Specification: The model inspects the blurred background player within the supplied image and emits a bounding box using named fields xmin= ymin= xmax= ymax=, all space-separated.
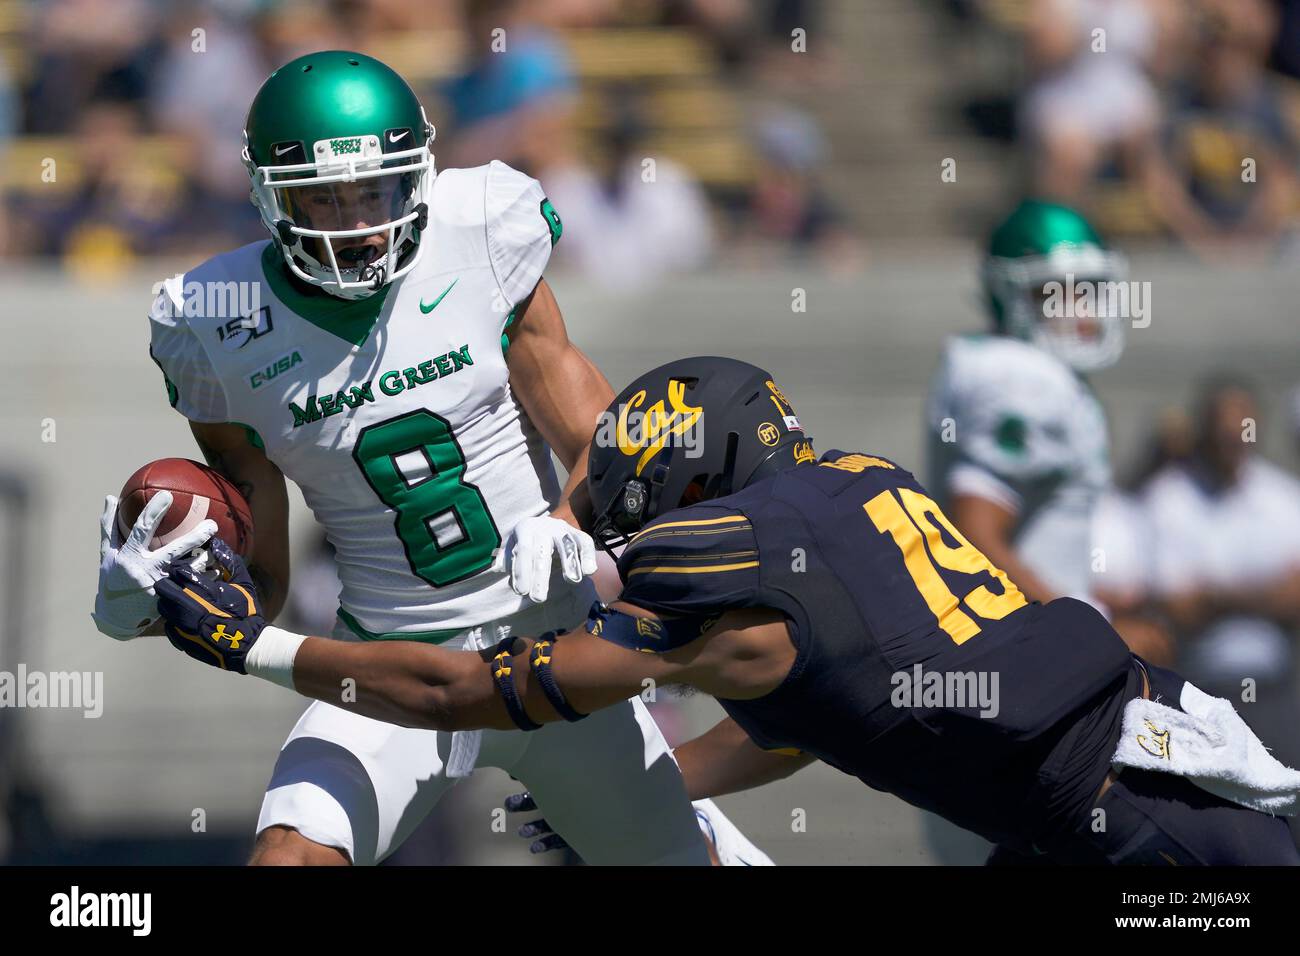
xmin=927 ymin=200 xmax=1123 ymax=610
xmin=923 ymin=199 xmax=1166 ymax=861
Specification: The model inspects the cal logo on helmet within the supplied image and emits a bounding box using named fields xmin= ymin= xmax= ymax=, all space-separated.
xmin=614 ymin=379 xmax=703 ymax=476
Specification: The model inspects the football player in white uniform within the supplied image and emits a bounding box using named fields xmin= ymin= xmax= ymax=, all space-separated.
xmin=926 ymin=200 xmax=1125 ymax=607
xmin=923 ymin=201 xmax=1129 ymax=863
xmin=91 ymin=51 xmax=766 ymax=866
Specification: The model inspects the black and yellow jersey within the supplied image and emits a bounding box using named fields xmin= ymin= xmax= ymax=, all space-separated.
xmin=616 ymin=449 xmax=1137 ymax=850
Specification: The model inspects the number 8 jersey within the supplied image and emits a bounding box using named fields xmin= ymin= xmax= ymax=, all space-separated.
xmin=148 ymin=161 xmax=578 ymax=640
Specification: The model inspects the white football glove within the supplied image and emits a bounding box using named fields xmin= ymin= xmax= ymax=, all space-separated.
xmin=92 ymin=490 xmax=218 ymax=640
xmin=491 ymin=515 xmax=598 ymax=604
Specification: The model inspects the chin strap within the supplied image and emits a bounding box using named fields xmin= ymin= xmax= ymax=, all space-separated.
xmin=274 ymin=219 xmax=298 ymax=247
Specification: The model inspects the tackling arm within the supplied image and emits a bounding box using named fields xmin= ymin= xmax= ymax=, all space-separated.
xmin=286 ymin=603 xmax=793 ymax=730
xmin=213 ymin=602 xmax=788 ymax=738
xmin=289 ymin=604 xmax=694 ymax=732
xmin=156 ymin=538 xmax=798 ymax=734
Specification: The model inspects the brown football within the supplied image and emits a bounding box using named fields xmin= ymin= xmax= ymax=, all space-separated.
xmin=116 ymin=458 xmax=254 ymax=558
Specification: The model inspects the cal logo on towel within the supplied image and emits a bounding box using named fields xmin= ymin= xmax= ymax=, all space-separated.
xmin=1137 ymin=719 xmax=1171 ymax=759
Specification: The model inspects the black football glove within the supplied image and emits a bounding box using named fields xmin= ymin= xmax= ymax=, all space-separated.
xmin=154 ymin=537 xmax=265 ymax=673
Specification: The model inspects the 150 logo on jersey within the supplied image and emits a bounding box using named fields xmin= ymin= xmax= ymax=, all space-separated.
xmin=217 ymin=305 xmax=274 ymax=351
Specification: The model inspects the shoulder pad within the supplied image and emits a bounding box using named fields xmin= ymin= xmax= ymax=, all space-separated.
xmin=617 ymin=505 xmax=760 ymax=616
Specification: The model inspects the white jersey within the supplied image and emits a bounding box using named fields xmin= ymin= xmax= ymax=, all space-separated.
xmin=149 ymin=161 xmax=580 ymax=639
xmin=925 ymin=334 xmax=1110 ymax=602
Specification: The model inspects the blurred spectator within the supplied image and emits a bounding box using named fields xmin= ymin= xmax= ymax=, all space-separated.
xmin=1142 ymin=376 xmax=1300 ymax=821
xmin=0 ymin=53 xmax=13 ymax=154
xmin=9 ymin=95 xmax=258 ymax=268
xmin=541 ymin=89 xmax=715 ymax=289
xmin=150 ymin=5 xmax=268 ymax=202
xmin=0 ymin=53 xmax=14 ymax=257
xmin=256 ymin=0 xmax=446 ymax=64
xmin=1129 ymin=405 xmax=1197 ymax=485
xmin=1268 ymin=0 xmax=1300 ymax=79
xmin=1020 ymin=0 xmax=1180 ymax=203
xmin=730 ymin=105 xmax=861 ymax=270
xmin=11 ymin=100 xmax=171 ymax=265
xmin=22 ymin=0 xmax=161 ymax=134
xmin=1141 ymin=0 xmax=1299 ymax=259
xmin=1091 ymin=488 xmax=1173 ymax=663
xmin=440 ymin=0 xmax=576 ymax=171
xmin=658 ymin=0 xmax=754 ymax=71
xmin=1090 ymin=410 xmax=1193 ymax=666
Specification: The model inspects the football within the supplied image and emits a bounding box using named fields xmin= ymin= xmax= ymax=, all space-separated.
xmin=115 ymin=458 xmax=254 ymax=558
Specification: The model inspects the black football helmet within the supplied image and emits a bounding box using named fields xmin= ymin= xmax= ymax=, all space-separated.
xmin=587 ymin=356 xmax=815 ymax=548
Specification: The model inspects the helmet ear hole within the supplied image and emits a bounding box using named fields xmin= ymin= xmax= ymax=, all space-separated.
xmin=680 ymin=476 xmax=709 ymax=507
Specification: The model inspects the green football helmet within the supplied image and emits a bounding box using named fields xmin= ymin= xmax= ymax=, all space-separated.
xmin=242 ymin=51 xmax=436 ymax=300
xmin=983 ymin=200 xmax=1128 ymax=372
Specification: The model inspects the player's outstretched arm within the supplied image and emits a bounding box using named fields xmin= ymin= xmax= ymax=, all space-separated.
xmin=286 ymin=620 xmax=684 ymax=732
xmin=188 ymin=420 xmax=291 ymax=621
xmin=292 ymin=603 xmax=795 ymax=731
xmin=154 ymin=542 xmax=798 ymax=737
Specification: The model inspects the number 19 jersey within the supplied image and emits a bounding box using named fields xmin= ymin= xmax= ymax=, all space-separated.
xmin=616 ymin=450 xmax=1135 ymax=849
xmin=148 ymin=161 xmax=579 ymax=639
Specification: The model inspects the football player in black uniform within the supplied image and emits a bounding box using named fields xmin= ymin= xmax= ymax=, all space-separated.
xmin=156 ymin=357 xmax=1300 ymax=864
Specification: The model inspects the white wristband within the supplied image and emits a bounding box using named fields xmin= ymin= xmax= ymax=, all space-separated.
xmin=244 ymin=625 xmax=307 ymax=689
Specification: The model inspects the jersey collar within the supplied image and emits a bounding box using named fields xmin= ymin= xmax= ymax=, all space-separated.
xmin=260 ymin=243 xmax=392 ymax=347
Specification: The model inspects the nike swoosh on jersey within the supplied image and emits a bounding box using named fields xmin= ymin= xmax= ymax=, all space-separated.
xmin=420 ymin=279 xmax=458 ymax=314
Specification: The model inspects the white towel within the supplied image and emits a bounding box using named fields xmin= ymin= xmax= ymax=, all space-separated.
xmin=444 ymin=622 xmax=513 ymax=778
xmin=1110 ymin=680 xmax=1300 ymax=815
